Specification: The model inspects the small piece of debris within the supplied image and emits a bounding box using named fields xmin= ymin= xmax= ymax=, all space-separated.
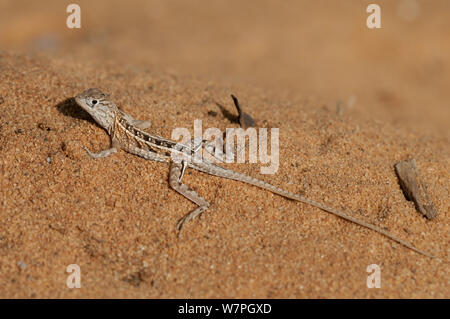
xmin=231 ymin=94 xmax=256 ymax=129
xmin=207 ymin=110 xmax=218 ymax=117
xmin=122 ymin=272 xmax=144 ymax=287
xmin=46 ymin=156 xmax=52 ymax=163
xmin=37 ymin=123 xmax=51 ymax=131
xmin=394 ymin=159 xmax=438 ymax=219
xmin=17 ymin=261 xmax=27 ymax=270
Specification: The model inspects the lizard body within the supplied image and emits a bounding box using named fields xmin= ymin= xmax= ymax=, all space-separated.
xmin=74 ymin=88 xmax=433 ymax=257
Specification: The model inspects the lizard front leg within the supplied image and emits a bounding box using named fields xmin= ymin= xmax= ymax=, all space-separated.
xmin=82 ymin=138 xmax=119 ymax=159
xmin=168 ymin=160 xmax=210 ymax=234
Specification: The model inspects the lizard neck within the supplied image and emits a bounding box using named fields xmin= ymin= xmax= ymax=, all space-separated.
xmin=108 ymin=111 xmax=123 ymax=135
xmin=87 ymin=100 xmax=119 ymax=135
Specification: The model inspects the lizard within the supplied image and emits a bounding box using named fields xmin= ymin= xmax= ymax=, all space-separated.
xmin=74 ymin=88 xmax=433 ymax=257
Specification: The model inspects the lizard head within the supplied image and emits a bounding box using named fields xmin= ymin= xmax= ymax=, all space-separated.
xmin=75 ymin=88 xmax=118 ymax=132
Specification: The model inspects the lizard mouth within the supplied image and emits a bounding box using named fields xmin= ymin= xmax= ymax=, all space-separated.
xmin=74 ymin=96 xmax=88 ymax=110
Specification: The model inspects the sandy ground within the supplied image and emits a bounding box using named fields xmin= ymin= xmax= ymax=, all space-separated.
xmin=0 ymin=0 xmax=449 ymax=298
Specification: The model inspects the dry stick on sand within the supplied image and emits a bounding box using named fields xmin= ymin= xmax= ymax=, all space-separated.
xmin=74 ymin=88 xmax=434 ymax=257
xmin=231 ymin=94 xmax=257 ymax=129
xmin=395 ymin=159 xmax=438 ymax=219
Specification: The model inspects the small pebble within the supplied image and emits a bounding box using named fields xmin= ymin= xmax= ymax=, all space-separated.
xmin=17 ymin=261 xmax=27 ymax=270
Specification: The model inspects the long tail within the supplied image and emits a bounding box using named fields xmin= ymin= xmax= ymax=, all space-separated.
xmin=191 ymin=161 xmax=434 ymax=258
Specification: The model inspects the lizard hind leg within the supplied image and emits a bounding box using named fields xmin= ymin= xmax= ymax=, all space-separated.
xmin=168 ymin=160 xmax=210 ymax=234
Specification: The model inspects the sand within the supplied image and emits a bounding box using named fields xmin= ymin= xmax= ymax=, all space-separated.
xmin=0 ymin=0 xmax=448 ymax=298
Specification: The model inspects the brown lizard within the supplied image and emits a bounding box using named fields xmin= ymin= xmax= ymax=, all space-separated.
xmin=74 ymin=88 xmax=433 ymax=257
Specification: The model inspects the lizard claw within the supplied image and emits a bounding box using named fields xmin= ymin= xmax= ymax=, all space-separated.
xmin=176 ymin=206 xmax=207 ymax=236
xmin=81 ymin=145 xmax=93 ymax=156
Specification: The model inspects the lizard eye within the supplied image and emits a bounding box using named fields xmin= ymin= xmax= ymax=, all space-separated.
xmin=91 ymin=99 xmax=98 ymax=106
